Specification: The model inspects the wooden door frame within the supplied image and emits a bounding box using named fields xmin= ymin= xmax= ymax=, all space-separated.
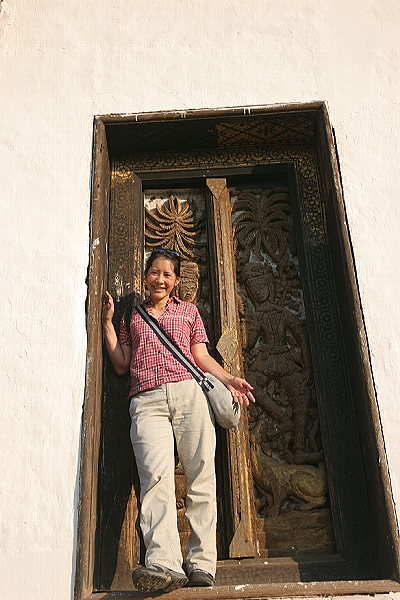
xmin=75 ymin=103 xmax=400 ymax=600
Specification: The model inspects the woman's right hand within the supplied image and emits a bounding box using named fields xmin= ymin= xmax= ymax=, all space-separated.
xmin=101 ymin=291 xmax=131 ymax=375
xmin=102 ymin=291 xmax=115 ymax=325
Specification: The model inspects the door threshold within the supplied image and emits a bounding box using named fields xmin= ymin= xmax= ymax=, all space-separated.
xmin=90 ymin=578 xmax=400 ymax=600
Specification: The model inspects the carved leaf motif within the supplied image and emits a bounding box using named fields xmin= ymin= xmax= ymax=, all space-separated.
xmin=146 ymin=195 xmax=198 ymax=259
xmin=233 ymin=189 xmax=294 ymax=264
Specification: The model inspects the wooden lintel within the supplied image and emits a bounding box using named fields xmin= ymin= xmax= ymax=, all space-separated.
xmin=96 ymin=101 xmax=326 ymax=125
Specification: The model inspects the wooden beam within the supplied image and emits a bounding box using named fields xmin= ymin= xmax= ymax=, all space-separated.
xmin=75 ymin=117 xmax=110 ymax=600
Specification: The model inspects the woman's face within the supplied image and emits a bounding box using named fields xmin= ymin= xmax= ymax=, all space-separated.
xmin=145 ymin=256 xmax=180 ymax=303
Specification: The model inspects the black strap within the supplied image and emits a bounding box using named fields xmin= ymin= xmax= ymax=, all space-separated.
xmin=136 ymin=304 xmax=214 ymax=392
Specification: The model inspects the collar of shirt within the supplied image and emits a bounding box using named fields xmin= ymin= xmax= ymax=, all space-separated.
xmin=143 ymin=295 xmax=182 ymax=312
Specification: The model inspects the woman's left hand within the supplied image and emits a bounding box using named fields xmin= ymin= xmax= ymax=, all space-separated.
xmin=190 ymin=343 xmax=256 ymax=407
xmin=227 ymin=376 xmax=256 ymax=407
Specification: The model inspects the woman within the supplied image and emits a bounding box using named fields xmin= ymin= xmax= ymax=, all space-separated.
xmin=102 ymin=248 xmax=255 ymax=593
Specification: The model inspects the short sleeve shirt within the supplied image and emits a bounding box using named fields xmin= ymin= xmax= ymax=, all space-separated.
xmin=119 ymin=296 xmax=209 ymax=397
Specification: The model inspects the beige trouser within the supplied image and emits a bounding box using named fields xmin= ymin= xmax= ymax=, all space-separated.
xmin=129 ymin=379 xmax=217 ymax=576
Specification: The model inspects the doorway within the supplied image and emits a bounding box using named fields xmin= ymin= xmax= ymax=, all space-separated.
xmin=75 ymin=104 xmax=400 ymax=600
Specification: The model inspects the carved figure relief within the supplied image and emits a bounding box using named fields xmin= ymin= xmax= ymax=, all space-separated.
xmin=232 ymin=187 xmax=327 ymax=523
xmin=250 ymin=431 xmax=327 ymax=518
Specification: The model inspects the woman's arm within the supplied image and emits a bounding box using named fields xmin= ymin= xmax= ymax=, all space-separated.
xmin=191 ymin=342 xmax=255 ymax=407
xmin=102 ymin=291 xmax=132 ymax=375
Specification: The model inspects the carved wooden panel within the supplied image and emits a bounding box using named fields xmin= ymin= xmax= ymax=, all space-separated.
xmin=144 ymin=188 xmax=213 ymax=343
xmin=231 ymin=184 xmax=335 ymax=557
xmin=140 ymin=181 xmax=336 ymax=559
xmin=143 ymin=183 xmax=258 ymax=559
xmin=143 ymin=188 xmax=212 ymax=558
xmin=95 ymin=168 xmax=144 ymax=591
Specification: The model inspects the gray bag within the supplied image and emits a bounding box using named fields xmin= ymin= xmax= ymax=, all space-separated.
xmin=200 ymin=372 xmax=240 ymax=429
xmin=136 ymin=305 xmax=241 ymax=429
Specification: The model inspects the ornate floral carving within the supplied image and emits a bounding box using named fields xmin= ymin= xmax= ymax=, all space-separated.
xmin=145 ymin=194 xmax=199 ymax=259
xmin=233 ymin=188 xmax=295 ymax=266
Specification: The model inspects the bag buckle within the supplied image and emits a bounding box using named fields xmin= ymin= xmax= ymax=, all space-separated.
xmin=201 ymin=377 xmax=214 ymax=392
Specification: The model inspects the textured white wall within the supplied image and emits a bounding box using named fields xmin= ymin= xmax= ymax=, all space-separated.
xmin=0 ymin=1 xmax=399 ymax=598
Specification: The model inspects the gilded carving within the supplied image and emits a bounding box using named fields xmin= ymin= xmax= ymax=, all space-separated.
xmin=216 ymin=331 xmax=239 ymax=368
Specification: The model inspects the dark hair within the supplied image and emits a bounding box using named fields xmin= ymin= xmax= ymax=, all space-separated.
xmin=144 ymin=248 xmax=181 ymax=277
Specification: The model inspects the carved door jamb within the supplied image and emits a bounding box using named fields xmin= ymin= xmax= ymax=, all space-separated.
xmin=206 ymin=178 xmax=257 ymax=558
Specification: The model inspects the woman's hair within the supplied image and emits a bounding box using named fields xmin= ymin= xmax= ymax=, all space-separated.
xmin=144 ymin=248 xmax=181 ymax=277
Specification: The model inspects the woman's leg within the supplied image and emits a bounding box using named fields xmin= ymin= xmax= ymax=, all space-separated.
xmin=168 ymin=379 xmax=217 ymax=577
xmin=129 ymin=385 xmax=185 ymax=574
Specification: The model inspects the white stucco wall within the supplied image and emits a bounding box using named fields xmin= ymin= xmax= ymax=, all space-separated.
xmin=0 ymin=1 xmax=399 ymax=598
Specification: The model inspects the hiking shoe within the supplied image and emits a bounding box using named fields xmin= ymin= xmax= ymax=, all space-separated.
xmin=132 ymin=564 xmax=188 ymax=593
xmin=187 ymin=569 xmax=214 ymax=587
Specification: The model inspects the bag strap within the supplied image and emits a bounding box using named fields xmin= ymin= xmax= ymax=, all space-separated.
xmin=136 ymin=304 xmax=214 ymax=392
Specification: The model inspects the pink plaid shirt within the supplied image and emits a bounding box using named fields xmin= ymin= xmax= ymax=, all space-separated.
xmin=119 ymin=296 xmax=209 ymax=397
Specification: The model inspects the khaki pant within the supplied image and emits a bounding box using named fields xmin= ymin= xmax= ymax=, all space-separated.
xmin=129 ymin=379 xmax=217 ymax=576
